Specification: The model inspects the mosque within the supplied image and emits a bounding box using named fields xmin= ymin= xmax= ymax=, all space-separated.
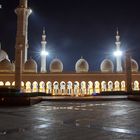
xmin=0 ymin=0 xmax=140 ymax=95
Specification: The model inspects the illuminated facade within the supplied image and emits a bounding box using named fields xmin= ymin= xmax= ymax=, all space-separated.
xmin=0 ymin=0 xmax=140 ymax=95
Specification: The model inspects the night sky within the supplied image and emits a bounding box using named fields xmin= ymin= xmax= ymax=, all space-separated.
xmin=0 ymin=0 xmax=140 ymax=71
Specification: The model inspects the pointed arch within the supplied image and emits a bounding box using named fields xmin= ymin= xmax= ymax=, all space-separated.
xmin=0 ymin=81 xmax=4 ymax=86
xmin=5 ymin=81 xmax=11 ymax=87
xmin=81 ymin=81 xmax=86 ymax=95
xmin=21 ymin=81 xmax=24 ymax=87
xmin=32 ymin=81 xmax=38 ymax=92
xmin=60 ymin=81 xmax=66 ymax=95
xmin=39 ymin=81 xmax=45 ymax=92
xmin=134 ymin=80 xmax=139 ymax=91
xmin=121 ymin=81 xmax=125 ymax=91
xmin=25 ymin=81 xmax=31 ymax=93
xmin=94 ymin=81 xmax=100 ymax=93
xmin=114 ymin=81 xmax=120 ymax=91
xmin=74 ymin=81 xmax=79 ymax=96
xmin=101 ymin=81 xmax=107 ymax=92
xmin=46 ymin=81 xmax=52 ymax=94
xmin=67 ymin=81 xmax=73 ymax=95
xmin=12 ymin=81 xmax=15 ymax=86
xmin=87 ymin=81 xmax=93 ymax=95
xmin=53 ymin=81 xmax=59 ymax=95
xmin=108 ymin=81 xmax=113 ymax=91
xmin=21 ymin=81 xmax=25 ymax=92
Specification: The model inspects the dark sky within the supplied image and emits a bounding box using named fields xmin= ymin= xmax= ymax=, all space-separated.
xmin=0 ymin=0 xmax=140 ymax=71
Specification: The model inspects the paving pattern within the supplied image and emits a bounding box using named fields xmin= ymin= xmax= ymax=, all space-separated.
xmin=0 ymin=101 xmax=140 ymax=140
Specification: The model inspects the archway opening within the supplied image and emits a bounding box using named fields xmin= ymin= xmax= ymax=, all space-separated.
xmin=46 ymin=81 xmax=52 ymax=94
xmin=25 ymin=81 xmax=31 ymax=93
xmin=87 ymin=81 xmax=93 ymax=95
xmin=114 ymin=81 xmax=120 ymax=91
xmin=0 ymin=81 xmax=4 ymax=86
xmin=39 ymin=81 xmax=45 ymax=92
xmin=94 ymin=81 xmax=100 ymax=93
xmin=134 ymin=81 xmax=139 ymax=91
xmin=121 ymin=81 xmax=125 ymax=91
xmin=74 ymin=81 xmax=79 ymax=96
xmin=81 ymin=81 xmax=86 ymax=96
xmin=53 ymin=81 xmax=59 ymax=95
xmin=32 ymin=81 xmax=38 ymax=92
xmin=60 ymin=81 xmax=66 ymax=95
xmin=101 ymin=81 xmax=107 ymax=92
xmin=67 ymin=81 xmax=73 ymax=95
xmin=5 ymin=81 xmax=11 ymax=87
xmin=108 ymin=81 xmax=113 ymax=91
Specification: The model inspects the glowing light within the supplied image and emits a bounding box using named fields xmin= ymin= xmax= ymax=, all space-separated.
xmin=30 ymin=9 xmax=33 ymax=14
xmin=41 ymin=50 xmax=49 ymax=56
xmin=113 ymin=50 xmax=122 ymax=57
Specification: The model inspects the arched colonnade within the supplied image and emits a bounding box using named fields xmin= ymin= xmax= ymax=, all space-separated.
xmin=0 ymin=80 xmax=139 ymax=95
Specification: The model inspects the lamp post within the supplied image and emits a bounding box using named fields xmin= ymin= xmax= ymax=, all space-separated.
xmin=125 ymin=51 xmax=132 ymax=93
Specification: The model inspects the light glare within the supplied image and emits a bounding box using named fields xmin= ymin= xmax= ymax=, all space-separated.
xmin=30 ymin=9 xmax=32 ymax=14
xmin=113 ymin=50 xmax=122 ymax=57
xmin=41 ymin=50 xmax=49 ymax=56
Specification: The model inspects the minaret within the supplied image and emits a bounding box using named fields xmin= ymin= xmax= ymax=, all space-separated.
xmin=115 ymin=29 xmax=122 ymax=72
xmin=15 ymin=0 xmax=32 ymax=64
xmin=40 ymin=28 xmax=47 ymax=72
xmin=14 ymin=0 xmax=32 ymax=90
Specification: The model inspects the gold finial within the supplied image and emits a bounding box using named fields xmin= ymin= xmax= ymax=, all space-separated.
xmin=116 ymin=27 xmax=120 ymax=42
xmin=116 ymin=27 xmax=119 ymax=36
xmin=42 ymin=27 xmax=46 ymax=42
xmin=20 ymin=0 xmax=27 ymax=8
xmin=43 ymin=27 xmax=46 ymax=35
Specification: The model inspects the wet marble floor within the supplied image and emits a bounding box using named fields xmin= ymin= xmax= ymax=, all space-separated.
xmin=0 ymin=101 xmax=140 ymax=140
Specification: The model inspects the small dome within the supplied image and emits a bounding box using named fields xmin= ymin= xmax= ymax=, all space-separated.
xmin=100 ymin=59 xmax=114 ymax=72
xmin=131 ymin=59 xmax=138 ymax=72
xmin=0 ymin=59 xmax=12 ymax=72
xmin=24 ymin=58 xmax=37 ymax=73
xmin=75 ymin=58 xmax=89 ymax=73
xmin=0 ymin=50 xmax=9 ymax=62
xmin=50 ymin=58 xmax=63 ymax=72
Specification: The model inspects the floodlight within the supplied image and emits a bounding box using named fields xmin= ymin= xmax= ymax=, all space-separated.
xmin=41 ymin=50 xmax=49 ymax=56
xmin=113 ymin=50 xmax=122 ymax=57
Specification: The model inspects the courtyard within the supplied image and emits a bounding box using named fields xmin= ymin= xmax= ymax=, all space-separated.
xmin=0 ymin=100 xmax=140 ymax=139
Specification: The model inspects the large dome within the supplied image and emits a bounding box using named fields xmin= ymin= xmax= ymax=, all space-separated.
xmin=0 ymin=59 xmax=12 ymax=72
xmin=100 ymin=59 xmax=114 ymax=72
xmin=50 ymin=58 xmax=63 ymax=72
xmin=75 ymin=57 xmax=89 ymax=73
xmin=0 ymin=49 xmax=9 ymax=62
xmin=131 ymin=59 xmax=138 ymax=72
xmin=24 ymin=58 xmax=37 ymax=73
